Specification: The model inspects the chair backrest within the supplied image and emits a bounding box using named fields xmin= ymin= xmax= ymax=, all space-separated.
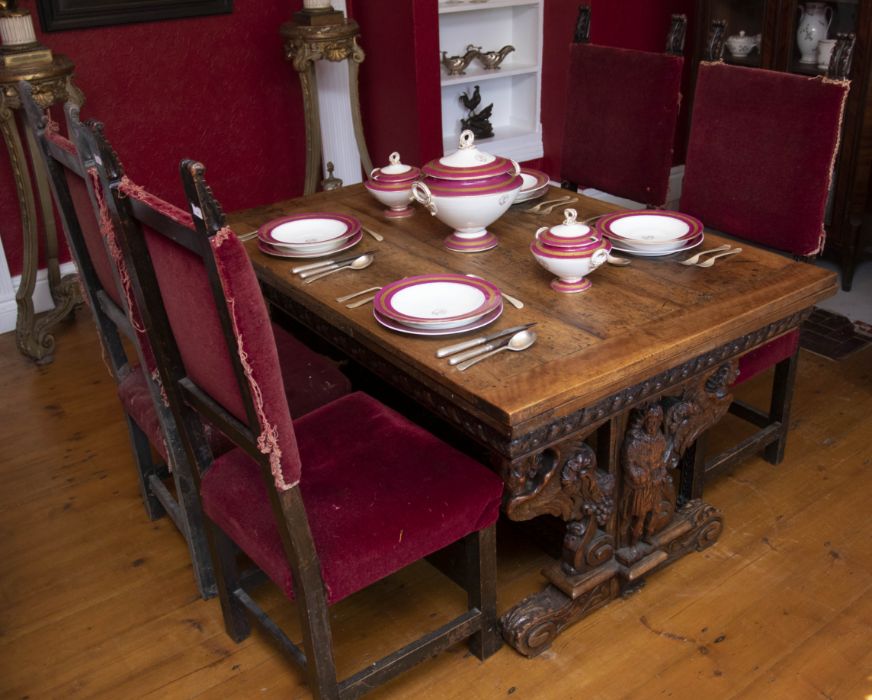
xmin=560 ymin=5 xmax=686 ymax=207
xmin=680 ymin=61 xmax=849 ymax=256
xmin=18 ymin=82 xmax=144 ymax=381
xmin=78 ymin=122 xmax=303 ymax=494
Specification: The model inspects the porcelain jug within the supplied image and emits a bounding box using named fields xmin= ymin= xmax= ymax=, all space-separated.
xmin=797 ymin=2 xmax=833 ymax=65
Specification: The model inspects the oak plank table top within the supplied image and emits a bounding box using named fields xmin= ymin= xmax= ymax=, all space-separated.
xmin=231 ymin=184 xmax=836 ymax=657
xmin=230 ymin=184 xmax=836 ymax=457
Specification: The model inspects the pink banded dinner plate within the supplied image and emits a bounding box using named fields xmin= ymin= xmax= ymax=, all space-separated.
xmin=596 ymin=210 xmax=703 ymax=245
xmin=257 ymin=230 xmax=362 ymax=259
xmin=258 ymin=212 xmax=361 ymax=251
xmin=608 ymin=233 xmax=704 ymax=257
xmin=374 ymin=274 xmax=502 ymax=330
xmin=373 ymin=302 xmax=503 ymax=336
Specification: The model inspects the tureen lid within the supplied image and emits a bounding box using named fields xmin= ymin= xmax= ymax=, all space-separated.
xmin=370 ymin=152 xmax=420 ymax=183
xmin=422 ymin=130 xmax=516 ymax=181
xmin=536 ymin=209 xmax=601 ymax=249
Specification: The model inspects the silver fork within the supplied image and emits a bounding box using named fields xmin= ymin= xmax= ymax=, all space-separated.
xmin=524 ymin=195 xmax=573 ymax=214
xmin=336 ymin=286 xmax=382 ymax=303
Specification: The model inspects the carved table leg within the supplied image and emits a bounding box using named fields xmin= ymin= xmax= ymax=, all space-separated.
xmin=498 ymin=362 xmax=737 ymax=657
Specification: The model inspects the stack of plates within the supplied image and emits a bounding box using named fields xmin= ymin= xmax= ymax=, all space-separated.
xmin=596 ymin=211 xmax=704 ymax=257
xmin=372 ymin=274 xmax=504 ymax=336
xmin=257 ymin=212 xmax=362 ymax=259
xmin=514 ymin=168 xmax=550 ymax=204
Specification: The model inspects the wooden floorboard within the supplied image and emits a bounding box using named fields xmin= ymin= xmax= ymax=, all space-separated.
xmin=1 ymin=312 xmax=871 ymax=699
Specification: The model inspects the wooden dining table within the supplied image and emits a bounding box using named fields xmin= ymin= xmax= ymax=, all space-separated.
xmin=228 ymin=184 xmax=837 ymax=657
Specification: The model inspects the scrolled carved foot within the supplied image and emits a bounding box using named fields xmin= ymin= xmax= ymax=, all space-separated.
xmin=500 ymin=587 xmax=571 ymax=657
xmin=679 ymin=498 xmax=723 ymax=551
xmin=500 ymin=580 xmax=614 ymax=657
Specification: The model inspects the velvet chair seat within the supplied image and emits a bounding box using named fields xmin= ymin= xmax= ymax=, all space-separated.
xmin=200 ymin=391 xmax=503 ymax=604
xmin=117 ymin=323 xmax=351 ymax=462
xmin=735 ymin=331 xmax=800 ymax=387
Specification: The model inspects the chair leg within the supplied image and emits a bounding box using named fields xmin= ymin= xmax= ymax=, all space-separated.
xmin=124 ymin=414 xmax=165 ymax=521
xmin=210 ymin=525 xmax=251 ymax=643
xmin=763 ymin=349 xmax=799 ymax=465
xmin=169 ymin=456 xmax=217 ymax=599
xmin=465 ymin=524 xmax=501 ymax=660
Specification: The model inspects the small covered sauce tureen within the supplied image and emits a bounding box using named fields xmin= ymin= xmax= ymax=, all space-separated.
xmin=412 ymin=130 xmax=522 ymax=253
xmin=364 ymin=151 xmax=420 ymax=219
xmin=530 ymin=209 xmax=611 ymax=293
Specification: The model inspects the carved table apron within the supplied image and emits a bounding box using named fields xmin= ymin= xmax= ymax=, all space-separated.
xmin=231 ymin=185 xmax=837 ymax=657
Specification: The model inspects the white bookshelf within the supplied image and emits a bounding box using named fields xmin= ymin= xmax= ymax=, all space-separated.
xmin=437 ymin=0 xmax=543 ymax=161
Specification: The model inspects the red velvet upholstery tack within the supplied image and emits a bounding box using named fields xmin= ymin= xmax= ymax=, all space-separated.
xmin=681 ymin=62 xmax=849 ymax=256
xmin=735 ymin=330 xmax=799 ymax=387
xmin=561 ymin=43 xmax=684 ymax=207
xmin=200 ymin=392 xmax=504 ymax=604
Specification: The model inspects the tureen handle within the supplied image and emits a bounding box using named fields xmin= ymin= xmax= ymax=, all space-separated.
xmin=389 ymin=151 xmax=401 ymax=165
xmin=564 ymin=208 xmax=578 ymax=225
xmin=509 ymin=159 xmax=521 ymax=177
xmin=591 ymin=247 xmax=609 ymax=269
xmin=459 ymin=129 xmax=475 ymax=150
xmin=411 ymin=181 xmax=437 ymax=215
xmin=534 ymin=226 xmax=548 ymax=240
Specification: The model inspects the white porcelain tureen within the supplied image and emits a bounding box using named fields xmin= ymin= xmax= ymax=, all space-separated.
xmin=530 ymin=209 xmax=611 ymax=293
xmin=364 ymin=151 xmax=420 ymax=219
xmin=411 ymin=130 xmax=522 ymax=252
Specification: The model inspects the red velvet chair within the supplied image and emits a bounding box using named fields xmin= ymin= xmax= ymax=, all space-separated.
xmin=21 ymin=86 xmax=351 ymax=599
xmin=679 ymin=60 xmax=850 ymax=494
xmin=82 ymin=121 xmax=504 ymax=696
xmin=560 ymin=6 xmax=686 ymax=207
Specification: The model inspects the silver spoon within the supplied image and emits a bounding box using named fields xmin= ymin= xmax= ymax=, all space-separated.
xmin=678 ymin=244 xmax=732 ymax=266
xmin=301 ymin=253 xmax=374 ymax=283
xmin=606 ymin=254 xmax=631 ymax=266
xmin=465 ymin=274 xmax=524 ymax=309
xmin=694 ymin=247 xmax=742 ymax=268
xmin=455 ymin=330 xmax=537 ymax=371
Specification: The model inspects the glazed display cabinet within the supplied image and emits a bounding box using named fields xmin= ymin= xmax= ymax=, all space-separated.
xmin=694 ymin=0 xmax=872 ymax=289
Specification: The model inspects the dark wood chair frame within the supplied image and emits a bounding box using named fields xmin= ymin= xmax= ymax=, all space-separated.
xmin=561 ymin=5 xmax=688 ymax=199
xmin=80 ymin=121 xmax=500 ymax=697
xmin=680 ymin=32 xmax=855 ymax=499
xmin=19 ymin=85 xmax=217 ymax=599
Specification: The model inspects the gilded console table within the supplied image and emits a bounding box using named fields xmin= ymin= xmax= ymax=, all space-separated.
xmin=0 ymin=53 xmax=82 ymax=362
xmin=281 ymin=14 xmax=372 ymax=196
xmin=229 ymin=184 xmax=837 ymax=656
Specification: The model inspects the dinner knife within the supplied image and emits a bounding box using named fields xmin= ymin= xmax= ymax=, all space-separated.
xmin=435 ymin=322 xmax=536 ymax=359
xmin=291 ymin=250 xmax=373 ymax=275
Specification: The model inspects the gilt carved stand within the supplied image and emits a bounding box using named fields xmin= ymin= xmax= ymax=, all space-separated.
xmin=281 ymin=16 xmax=372 ymax=196
xmin=498 ymin=361 xmax=737 ymax=656
xmin=0 ymin=54 xmax=82 ymax=362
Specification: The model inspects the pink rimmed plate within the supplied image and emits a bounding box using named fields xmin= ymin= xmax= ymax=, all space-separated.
xmin=374 ymin=273 xmax=502 ymax=330
xmin=257 ymin=230 xmax=363 ymax=259
xmin=597 ymin=211 xmax=703 ymax=246
xmin=373 ymin=302 xmax=503 ymax=336
xmin=608 ymin=233 xmax=704 ymax=257
xmin=514 ymin=168 xmax=550 ymax=203
xmin=258 ymin=212 xmax=361 ymax=253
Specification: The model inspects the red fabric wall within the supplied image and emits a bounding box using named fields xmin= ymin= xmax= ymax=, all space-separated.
xmin=1 ymin=2 xmax=307 ymax=277
xmin=1 ymin=0 xmax=697 ymax=278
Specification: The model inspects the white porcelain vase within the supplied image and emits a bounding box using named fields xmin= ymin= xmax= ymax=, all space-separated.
xmin=797 ymin=3 xmax=833 ymax=65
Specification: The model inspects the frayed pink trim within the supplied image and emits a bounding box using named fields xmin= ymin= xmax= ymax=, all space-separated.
xmin=211 ymin=234 xmax=293 ymax=492
xmin=118 ymin=177 xmax=194 ymax=228
xmin=46 ymin=130 xmax=77 ymax=156
xmin=150 ymin=367 xmax=170 ymax=409
xmin=213 ymin=226 xmax=234 ymax=245
xmin=87 ymin=167 xmax=145 ymax=334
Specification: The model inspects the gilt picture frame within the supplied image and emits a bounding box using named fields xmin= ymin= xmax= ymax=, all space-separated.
xmin=37 ymin=0 xmax=233 ymax=32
